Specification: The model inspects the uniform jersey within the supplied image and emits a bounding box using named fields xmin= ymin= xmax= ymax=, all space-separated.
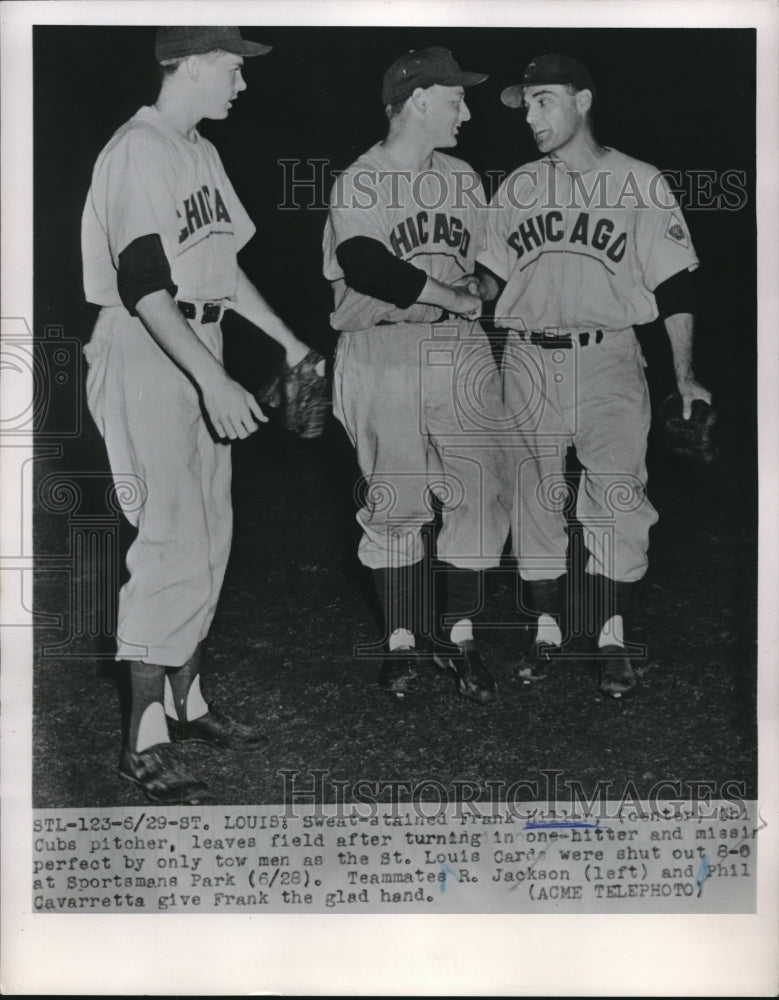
xmin=323 ymin=141 xmax=510 ymax=571
xmin=323 ymin=143 xmax=487 ymax=331
xmin=479 ymin=148 xmax=698 ymax=333
xmin=82 ymin=105 xmax=255 ymax=307
xmin=81 ymin=104 xmax=253 ymax=667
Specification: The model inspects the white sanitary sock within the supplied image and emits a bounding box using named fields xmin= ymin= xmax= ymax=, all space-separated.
xmin=185 ymin=675 xmax=209 ymax=720
xmin=598 ymin=614 xmax=625 ymax=648
xmin=389 ymin=628 xmax=415 ymax=651
xmin=449 ymin=618 xmax=473 ymax=645
xmin=135 ymin=702 xmax=169 ymax=753
xmin=163 ymin=673 xmax=208 ymax=721
xmin=536 ymin=613 xmax=562 ymax=647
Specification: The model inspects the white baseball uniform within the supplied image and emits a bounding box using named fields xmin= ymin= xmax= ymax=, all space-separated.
xmin=479 ymin=149 xmax=698 ymax=582
xmin=82 ymin=105 xmax=255 ymax=665
xmin=323 ymin=143 xmax=511 ymax=570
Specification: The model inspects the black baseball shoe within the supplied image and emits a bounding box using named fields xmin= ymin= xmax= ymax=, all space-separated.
xmin=515 ymin=638 xmax=560 ymax=683
xmin=377 ymin=648 xmax=419 ymax=697
xmin=598 ymin=645 xmax=636 ymax=698
xmin=167 ymin=705 xmax=269 ymax=750
xmin=434 ymin=640 xmax=497 ymax=704
xmin=119 ymin=742 xmax=210 ymax=805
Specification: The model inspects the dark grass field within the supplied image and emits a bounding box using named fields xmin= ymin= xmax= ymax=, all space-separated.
xmin=32 ymin=392 xmax=757 ymax=807
xmin=30 ymin=25 xmax=758 ymax=808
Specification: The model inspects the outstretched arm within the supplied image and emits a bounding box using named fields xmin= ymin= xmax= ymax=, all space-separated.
xmin=135 ymin=289 xmax=267 ymax=440
xmin=664 ymin=312 xmax=711 ymax=419
xmin=335 ymin=236 xmax=483 ymax=318
xmin=230 ymin=269 xmax=309 ymax=367
xmin=118 ymin=235 xmax=267 ymax=439
xmin=417 ymin=275 xmax=484 ymax=319
xmin=654 ymin=269 xmax=711 ymax=419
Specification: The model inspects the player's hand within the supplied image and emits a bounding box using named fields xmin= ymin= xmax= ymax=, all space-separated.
xmin=451 ymin=274 xmax=481 ymax=296
xmin=200 ymin=371 xmax=268 ymax=440
xmin=452 ymin=273 xmax=497 ymax=302
xmin=676 ymin=377 xmax=712 ymax=420
xmin=451 ymin=288 xmax=483 ymax=320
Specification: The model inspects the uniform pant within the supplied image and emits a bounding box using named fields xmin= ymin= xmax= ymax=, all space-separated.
xmin=84 ymin=306 xmax=232 ymax=666
xmin=333 ymin=319 xmax=512 ymax=570
xmin=504 ymin=328 xmax=658 ymax=584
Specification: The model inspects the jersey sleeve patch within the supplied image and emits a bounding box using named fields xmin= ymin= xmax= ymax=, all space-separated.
xmin=665 ymin=213 xmax=689 ymax=249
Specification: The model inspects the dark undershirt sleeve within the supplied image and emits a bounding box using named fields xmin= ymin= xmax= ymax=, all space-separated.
xmin=117 ymin=233 xmax=178 ymax=316
xmin=336 ymin=236 xmax=427 ymax=308
xmin=474 ymin=262 xmax=507 ymax=333
xmin=654 ymin=267 xmax=697 ymax=320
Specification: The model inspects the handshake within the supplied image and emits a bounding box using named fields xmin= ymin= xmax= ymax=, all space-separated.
xmin=448 ymin=271 xmax=500 ymax=321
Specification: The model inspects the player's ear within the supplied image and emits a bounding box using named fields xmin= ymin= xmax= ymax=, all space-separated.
xmin=575 ymin=88 xmax=593 ymax=115
xmin=184 ymin=54 xmax=201 ymax=82
xmin=409 ymin=87 xmax=429 ymax=113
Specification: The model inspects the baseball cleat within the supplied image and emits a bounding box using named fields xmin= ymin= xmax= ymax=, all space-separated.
xmin=167 ymin=706 xmax=269 ymax=750
xmin=377 ymin=650 xmax=419 ymax=697
xmin=119 ymin=742 xmax=210 ymax=805
xmin=434 ymin=640 xmax=497 ymax=704
xmin=598 ymin=645 xmax=636 ymax=698
xmin=515 ymin=639 xmax=559 ymax=683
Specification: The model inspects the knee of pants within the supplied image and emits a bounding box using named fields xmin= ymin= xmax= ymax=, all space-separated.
xmin=582 ymin=503 xmax=658 ymax=582
xmin=355 ymin=470 xmax=434 ymax=568
xmin=358 ymin=473 xmax=436 ymax=530
xmin=437 ymin=494 xmax=509 ymax=565
xmin=513 ymin=477 xmax=569 ymax=561
xmin=577 ymin=473 xmax=657 ymax=534
xmin=126 ymin=525 xmax=225 ymax=588
xmin=357 ymin=524 xmax=426 ymax=569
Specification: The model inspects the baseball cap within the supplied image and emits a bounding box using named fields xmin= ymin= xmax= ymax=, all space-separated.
xmin=381 ymin=46 xmax=487 ymax=106
xmin=501 ymin=53 xmax=595 ymax=108
xmin=155 ymin=27 xmax=272 ymax=62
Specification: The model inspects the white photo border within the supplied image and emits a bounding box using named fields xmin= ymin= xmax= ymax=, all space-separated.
xmin=2 ymin=0 xmax=777 ymax=994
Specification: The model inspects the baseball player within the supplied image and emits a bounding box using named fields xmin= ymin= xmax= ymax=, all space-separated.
xmin=475 ymin=54 xmax=711 ymax=696
xmin=323 ymin=47 xmax=511 ymax=702
xmin=81 ymin=27 xmax=311 ymax=803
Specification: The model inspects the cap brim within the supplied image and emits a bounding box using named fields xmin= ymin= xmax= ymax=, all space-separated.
xmin=460 ymin=70 xmax=488 ymax=88
xmin=500 ymin=84 xmax=525 ymax=108
xmin=235 ymin=40 xmax=273 ymax=57
xmin=437 ymin=70 xmax=488 ymax=89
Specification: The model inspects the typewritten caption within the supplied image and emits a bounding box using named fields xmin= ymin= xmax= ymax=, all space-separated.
xmin=32 ymin=802 xmax=759 ymax=914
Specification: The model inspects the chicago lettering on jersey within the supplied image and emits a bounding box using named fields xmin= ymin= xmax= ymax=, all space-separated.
xmin=177 ymin=185 xmax=232 ymax=243
xmin=507 ymin=210 xmax=627 ymax=264
xmin=389 ymin=211 xmax=471 ymax=259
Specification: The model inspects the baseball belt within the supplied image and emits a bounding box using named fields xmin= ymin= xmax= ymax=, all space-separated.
xmin=177 ymin=300 xmax=225 ymax=325
xmin=501 ymin=328 xmax=605 ymax=349
xmin=373 ymin=318 xmax=604 ymax=346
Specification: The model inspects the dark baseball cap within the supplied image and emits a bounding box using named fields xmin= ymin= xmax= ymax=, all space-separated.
xmin=381 ymin=46 xmax=487 ymax=106
xmin=501 ymin=53 xmax=595 ymax=108
xmin=155 ymin=27 xmax=272 ymax=62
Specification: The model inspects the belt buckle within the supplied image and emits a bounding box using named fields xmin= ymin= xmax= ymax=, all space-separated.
xmin=202 ymin=302 xmax=222 ymax=324
xmin=177 ymin=300 xmax=222 ymax=324
xmin=536 ymin=329 xmax=572 ymax=349
xmin=177 ymin=300 xmax=196 ymax=320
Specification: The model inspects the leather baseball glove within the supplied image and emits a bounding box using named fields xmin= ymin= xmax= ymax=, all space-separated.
xmin=257 ymin=348 xmax=329 ymax=439
xmin=658 ymin=393 xmax=718 ymax=464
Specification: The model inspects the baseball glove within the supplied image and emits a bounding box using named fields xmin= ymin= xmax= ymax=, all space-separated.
xmin=257 ymin=348 xmax=329 ymax=439
xmin=658 ymin=393 xmax=718 ymax=464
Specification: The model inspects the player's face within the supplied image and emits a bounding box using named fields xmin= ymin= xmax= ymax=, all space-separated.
xmin=425 ymin=85 xmax=471 ymax=148
xmin=196 ymin=51 xmax=247 ymax=120
xmin=523 ymin=84 xmax=585 ymax=155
